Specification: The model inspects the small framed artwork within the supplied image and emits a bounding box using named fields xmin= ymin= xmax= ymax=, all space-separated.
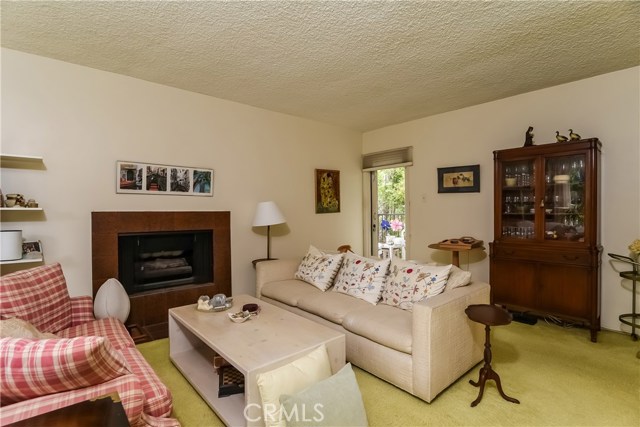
xmin=22 ymin=240 xmax=42 ymax=255
xmin=437 ymin=164 xmax=480 ymax=193
xmin=315 ymin=169 xmax=340 ymax=213
xmin=116 ymin=161 xmax=213 ymax=196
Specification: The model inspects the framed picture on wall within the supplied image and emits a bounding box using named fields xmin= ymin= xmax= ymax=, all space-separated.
xmin=437 ymin=164 xmax=480 ymax=193
xmin=116 ymin=161 xmax=213 ymax=196
xmin=315 ymin=169 xmax=340 ymax=213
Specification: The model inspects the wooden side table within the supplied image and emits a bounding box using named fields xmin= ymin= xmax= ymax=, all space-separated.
xmin=7 ymin=393 xmax=130 ymax=426
xmin=465 ymin=304 xmax=520 ymax=407
xmin=428 ymin=239 xmax=484 ymax=267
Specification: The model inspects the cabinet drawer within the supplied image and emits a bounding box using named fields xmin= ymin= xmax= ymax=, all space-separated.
xmin=492 ymin=245 xmax=592 ymax=266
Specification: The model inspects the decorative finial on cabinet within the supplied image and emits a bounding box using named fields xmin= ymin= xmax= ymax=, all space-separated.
xmin=524 ymin=126 xmax=534 ymax=146
xmin=555 ymin=131 xmax=569 ymax=143
xmin=569 ymin=129 xmax=581 ymax=141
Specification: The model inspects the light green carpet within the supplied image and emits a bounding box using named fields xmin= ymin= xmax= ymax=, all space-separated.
xmin=137 ymin=321 xmax=639 ymax=426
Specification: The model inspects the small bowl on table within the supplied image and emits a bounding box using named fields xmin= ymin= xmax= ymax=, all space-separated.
xmin=228 ymin=311 xmax=251 ymax=323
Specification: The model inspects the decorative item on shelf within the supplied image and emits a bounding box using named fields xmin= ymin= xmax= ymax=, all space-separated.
xmin=555 ymin=131 xmax=569 ymax=143
xmin=252 ymin=201 xmax=286 ymax=260
xmin=569 ymin=129 xmax=581 ymax=141
xmin=0 ymin=189 xmax=4 ymax=207
xmin=4 ymin=193 xmax=26 ymax=207
xmin=0 ymin=230 xmax=23 ymax=261
xmin=26 ymin=199 xmax=38 ymax=208
xmin=22 ymin=240 xmax=43 ymax=259
xmin=524 ymin=126 xmax=534 ymax=147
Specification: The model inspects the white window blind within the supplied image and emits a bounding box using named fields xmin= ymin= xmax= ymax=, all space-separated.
xmin=362 ymin=146 xmax=413 ymax=171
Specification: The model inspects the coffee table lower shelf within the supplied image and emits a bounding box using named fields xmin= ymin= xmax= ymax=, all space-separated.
xmin=170 ymin=329 xmax=246 ymax=426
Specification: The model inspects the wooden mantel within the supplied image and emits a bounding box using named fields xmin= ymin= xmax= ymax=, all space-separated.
xmin=91 ymin=211 xmax=231 ymax=341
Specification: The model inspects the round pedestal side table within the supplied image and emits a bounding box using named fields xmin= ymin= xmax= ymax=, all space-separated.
xmin=465 ymin=304 xmax=520 ymax=407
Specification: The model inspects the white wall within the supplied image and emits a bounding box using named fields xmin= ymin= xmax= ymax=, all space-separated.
xmin=0 ymin=48 xmax=363 ymax=296
xmin=363 ymin=66 xmax=640 ymax=333
xmin=3 ymin=48 xmax=638 ymax=334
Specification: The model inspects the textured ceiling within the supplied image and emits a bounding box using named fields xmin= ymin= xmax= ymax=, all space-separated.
xmin=1 ymin=1 xmax=639 ymax=131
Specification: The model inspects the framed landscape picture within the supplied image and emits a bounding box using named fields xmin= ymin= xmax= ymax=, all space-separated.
xmin=116 ymin=161 xmax=213 ymax=196
xmin=437 ymin=164 xmax=480 ymax=193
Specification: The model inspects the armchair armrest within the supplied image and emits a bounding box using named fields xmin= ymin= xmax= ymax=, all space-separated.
xmin=70 ymin=296 xmax=95 ymax=326
xmin=411 ymin=281 xmax=490 ymax=402
xmin=255 ymin=258 xmax=301 ymax=298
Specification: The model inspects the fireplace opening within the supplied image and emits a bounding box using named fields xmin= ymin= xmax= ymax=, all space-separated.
xmin=118 ymin=230 xmax=213 ymax=294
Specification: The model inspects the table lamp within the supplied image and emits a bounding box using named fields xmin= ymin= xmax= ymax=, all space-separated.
xmin=252 ymin=201 xmax=286 ymax=260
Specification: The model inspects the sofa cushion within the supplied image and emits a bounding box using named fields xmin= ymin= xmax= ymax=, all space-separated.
xmin=294 ymin=245 xmax=344 ymax=291
xmin=118 ymin=346 xmax=174 ymax=418
xmin=261 ymin=279 xmax=322 ymax=307
xmin=445 ymin=265 xmax=472 ymax=291
xmin=0 ymin=317 xmax=59 ymax=339
xmin=381 ymin=259 xmax=452 ymax=310
xmin=0 ymin=336 xmax=131 ymax=404
xmin=297 ymin=291 xmax=371 ymax=325
xmin=332 ymin=253 xmax=390 ymax=304
xmin=342 ymin=303 xmax=413 ymax=354
xmin=279 ymin=363 xmax=367 ymax=427
xmin=256 ymin=344 xmax=332 ymax=427
xmin=57 ymin=317 xmax=136 ymax=350
xmin=0 ymin=263 xmax=72 ymax=334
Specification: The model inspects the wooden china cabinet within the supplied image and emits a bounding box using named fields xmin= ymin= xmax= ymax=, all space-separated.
xmin=490 ymin=139 xmax=602 ymax=342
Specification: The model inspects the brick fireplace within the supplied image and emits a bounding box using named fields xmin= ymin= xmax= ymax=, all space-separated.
xmin=91 ymin=211 xmax=231 ymax=341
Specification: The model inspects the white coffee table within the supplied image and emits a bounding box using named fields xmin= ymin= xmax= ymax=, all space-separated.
xmin=169 ymin=294 xmax=346 ymax=427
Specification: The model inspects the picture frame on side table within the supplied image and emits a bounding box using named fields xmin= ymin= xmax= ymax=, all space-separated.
xmin=315 ymin=169 xmax=340 ymax=213
xmin=437 ymin=164 xmax=480 ymax=193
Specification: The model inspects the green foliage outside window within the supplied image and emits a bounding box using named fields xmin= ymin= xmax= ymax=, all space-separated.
xmin=377 ymin=168 xmax=405 ymax=215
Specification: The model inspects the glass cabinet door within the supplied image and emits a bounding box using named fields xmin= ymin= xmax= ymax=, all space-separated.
xmin=543 ymin=154 xmax=586 ymax=241
xmin=500 ymin=159 xmax=536 ymax=239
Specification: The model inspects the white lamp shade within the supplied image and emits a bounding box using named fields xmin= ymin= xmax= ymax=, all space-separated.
xmin=252 ymin=201 xmax=286 ymax=227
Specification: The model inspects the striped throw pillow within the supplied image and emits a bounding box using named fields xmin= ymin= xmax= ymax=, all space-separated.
xmin=0 ymin=336 xmax=131 ymax=404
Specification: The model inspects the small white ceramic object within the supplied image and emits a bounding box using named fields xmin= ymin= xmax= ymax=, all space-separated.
xmin=228 ymin=310 xmax=251 ymax=323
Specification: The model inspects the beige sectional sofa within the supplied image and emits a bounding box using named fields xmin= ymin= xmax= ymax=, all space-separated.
xmin=256 ymin=256 xmax=491 ymax=403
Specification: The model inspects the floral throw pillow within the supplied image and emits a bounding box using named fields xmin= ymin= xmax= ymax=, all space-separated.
xmin=332 ymin=253 xmax=390 ymax=304
xmin=381 ymin=259 xmax=452 ymax=310
xmin=294 ymin=245 xmax=344 ymax=291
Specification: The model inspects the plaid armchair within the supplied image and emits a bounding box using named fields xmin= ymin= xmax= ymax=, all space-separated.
xmin=0 ymin=263 xmax=178 ymax=427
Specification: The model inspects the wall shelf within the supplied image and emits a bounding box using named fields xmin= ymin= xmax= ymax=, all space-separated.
xmin=0 ymin=207 xmax=43 ymax=211
xmin=1 ymin=153 xmax=44 ymax=163
xmin=0 ymin=254 xmax=43 ymax=265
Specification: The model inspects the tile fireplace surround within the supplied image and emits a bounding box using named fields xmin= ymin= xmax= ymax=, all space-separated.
xmin=91 ymin=211 xmax=231 ymax=341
